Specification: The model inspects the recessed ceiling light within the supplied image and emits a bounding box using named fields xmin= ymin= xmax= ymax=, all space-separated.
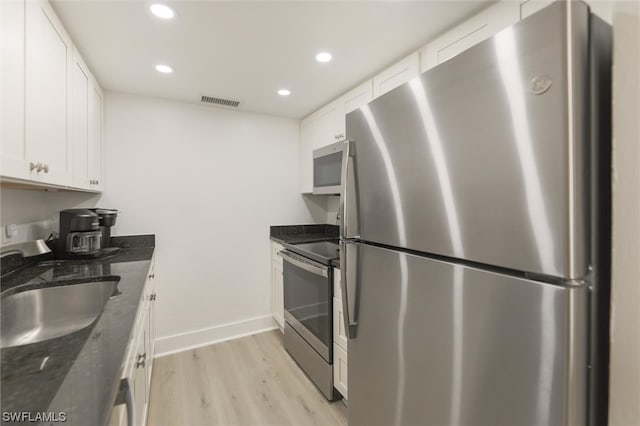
xmin=316 ymin=52 xmax=332 ymax=63
xmin=278 ymin=89 xmax=291 ymax=96
xmin=150 ymin=3 xmax=174 ymax=19
xmin=155 ymin=64 xmax=173 ymax=74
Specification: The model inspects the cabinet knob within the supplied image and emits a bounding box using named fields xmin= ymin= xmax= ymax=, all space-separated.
xmin=334 ymin=134 xmax=345 ymax=140
xmin=150 ymin=293 xmax=157 ymax=301
xmin=43 ymin=164 xmax=49 ymax=173
xmin=29 ymin=162 xmax=38 ymax=172
xmin=36 ymin=162 xmax=44 ymax=172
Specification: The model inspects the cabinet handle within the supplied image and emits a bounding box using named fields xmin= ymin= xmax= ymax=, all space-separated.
xmin=335 ymin=133 xmax=345 ymax=140
xmin=36 ymin=162 xmax=44 ymax=172
xmin=136 ymin=353 xmax=146 ymax=368
xmin=29 ymin=162 xmax=38 ymax=172
xmin=43 ymin=164 xmax=49 ymax=173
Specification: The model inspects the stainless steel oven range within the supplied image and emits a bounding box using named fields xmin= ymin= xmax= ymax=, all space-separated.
xmin=279 ymin=240 xmax=340 ymax=401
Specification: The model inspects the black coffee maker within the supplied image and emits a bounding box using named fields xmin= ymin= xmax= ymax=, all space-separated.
xmin=57 ymin=208 xmax=119 ymax=258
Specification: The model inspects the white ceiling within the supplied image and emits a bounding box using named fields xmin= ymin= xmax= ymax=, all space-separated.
xmin=52 ymin=1 xmax=493 ymax=119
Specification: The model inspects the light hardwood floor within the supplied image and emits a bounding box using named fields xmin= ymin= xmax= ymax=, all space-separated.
xmin=147 ymin=330 xmax=348 ymax=426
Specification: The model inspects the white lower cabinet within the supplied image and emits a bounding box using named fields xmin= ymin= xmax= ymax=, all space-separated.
xmin=271 ymin=242 xmax=284 ymax=330
xmin=111 ymin=257 xmax=156 ymax=426
xmin=332 ymin=267 xmax=348 ymax=400
xmin=333 ymin=344 xmax=348 ymax=400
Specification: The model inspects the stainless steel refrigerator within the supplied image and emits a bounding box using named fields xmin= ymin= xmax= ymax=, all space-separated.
xmin=339 ymin=2 xmax=611 ymax=425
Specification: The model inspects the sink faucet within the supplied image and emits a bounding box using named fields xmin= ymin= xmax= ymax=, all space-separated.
xmin=0 ymin=240 xmax=52 ymax=258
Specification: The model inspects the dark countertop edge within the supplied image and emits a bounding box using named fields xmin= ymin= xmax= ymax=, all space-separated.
xmin=269 ymin=224 xmax=338 ymax=244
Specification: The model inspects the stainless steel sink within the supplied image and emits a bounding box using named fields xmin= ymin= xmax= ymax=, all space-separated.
xmin=1 ymin=280 xmax=118 ymax=348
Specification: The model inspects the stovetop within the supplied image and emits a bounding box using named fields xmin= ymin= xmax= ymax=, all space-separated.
xmin=283 ymin=239 xmax=339 ymax=266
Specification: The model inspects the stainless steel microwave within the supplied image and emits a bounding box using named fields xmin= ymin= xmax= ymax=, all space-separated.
xmin=312 ymin=141 xmax=343 ymax=195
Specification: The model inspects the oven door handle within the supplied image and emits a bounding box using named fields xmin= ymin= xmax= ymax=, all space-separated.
xmin=278 ymin=250 xmax=328 ymax=278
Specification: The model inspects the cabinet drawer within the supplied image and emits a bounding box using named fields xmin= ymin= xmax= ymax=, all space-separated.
xmin=333 ymin=297 xmax=348 ymax=351
xmin=333 ymin=268 xmax=342 ymax=301
xmin=333 ymin=343 xmax=348 ymax=400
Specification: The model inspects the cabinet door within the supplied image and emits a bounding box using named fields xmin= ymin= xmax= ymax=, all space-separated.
xmin=333 ymin=297 xmax=348 ymax=350
xmin=132 ymin=325 xmax=147 ymax=426
xmin=71 ymin=47 xmax=90 ymax=189
xmin=147 ymin=283 xmax=156 ymax=388
xmin=25 ymin=0 xmax=73 ymax=185
xmin=88 ymin=79 xmax=103 ymax=191
xmin=519 ymin=0 xmax=554 ymax=19
xmin=373 ymin=52 xmax=419 ymax=98
xmin=272 ymin=260 xmax=284 ymax=330
xmin=0 ymin=0 xmax=29 ymax=180
xmin=333 ymin=344 xmax=348 ymax=400
xmin=419 ymin=2 xmax=519 ymax=72
xmin=299 ymin=114 xmax=316 ymax=194
xmin=316 ymin=100 xmax=345 ymax=148
xmin=343 ymin=80 xmax=373 ymax=115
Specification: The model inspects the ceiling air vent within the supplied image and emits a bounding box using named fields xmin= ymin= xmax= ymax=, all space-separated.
xmin=200 ymin=95 xmax=240 ymax=108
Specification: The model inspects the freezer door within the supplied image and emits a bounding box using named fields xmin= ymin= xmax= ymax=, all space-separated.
xmin=345 ymin=1 xmax=592 ymax=279
xmin=348 ymin=243 xmax=588 ymax=426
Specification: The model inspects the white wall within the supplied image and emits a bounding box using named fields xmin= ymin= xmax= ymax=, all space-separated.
xmin=101 ymin=92 xmax=325 ymax=355
xmin=609 ymin=1 xmax=640 ymax=424
xmin=0 ymin=188 xmax=100 ymax=244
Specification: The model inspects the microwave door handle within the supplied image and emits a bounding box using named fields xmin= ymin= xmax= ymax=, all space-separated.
xmin=339 ymin=140 xmax=359 ymax=239
xmin=279 ymin=251 xmax=328 ymax=278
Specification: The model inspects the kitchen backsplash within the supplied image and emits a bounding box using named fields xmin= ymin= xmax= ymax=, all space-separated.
xmin=0 ymin=188 xmax=101 ymax=245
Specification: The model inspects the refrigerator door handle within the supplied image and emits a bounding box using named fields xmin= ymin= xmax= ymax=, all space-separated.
xmin=339 ymin=140 xmax=359 ymax=239
xmin=340 ymin=240 xmax=358 ymax=338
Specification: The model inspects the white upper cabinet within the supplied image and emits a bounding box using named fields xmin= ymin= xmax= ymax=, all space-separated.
xmin=300 ymin=114 xmax=317 ymax=194
xmin=1 ymin=0 xmax=28 ymax=180
xmin=373 ymin=52 xmax=419 ymax=98
xmin=419 ymin=1 xmax=519 ymax=73
xmin=1 ymin=0 xmax=104 ymax=192
xmin=25 ymin=0 xmax=73 ymax=186
xmin=71 ymin=47 xmax=90 ymax=189
xmin=343 ymin=80 xmax=373 ymax=115
xmin=316 ymin=99 xmax=345 ymax=149
xmin=72 ymin=48 xmax=103 ymax=192
xmin=519 ymin=0 xmax=555 ymax=20
xmin=88 ymin=77 xmax=103 ymax=191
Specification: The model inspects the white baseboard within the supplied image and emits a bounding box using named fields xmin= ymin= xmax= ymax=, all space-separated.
xmin=154 ymin=314 xmax=278 ymax=358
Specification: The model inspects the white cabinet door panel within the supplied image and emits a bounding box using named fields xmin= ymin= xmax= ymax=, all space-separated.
xmin=25 ymin=0 xmax=72 ymax=185
xmin=520 ymin=0 xmax=554 ymax=19
xmin=333 ymin=267 xmax=342 ymax=302
xmin=333 ymin=344 xmax=348 ymax=399
xmin=88 ymin=79 xmax=103 ymax=190
xmin=333 ymin=297 xmax=348 ymax=351
xmin=299 ymin=114 xmax=316 ymax=194
xmin=373 ymin=52 xmax=419 ymax=98
xmin=71 ymin=48 xmax=90 ymax=189
xmin=316 ymin=100 xmax=345 ymax=148
xmin=1 ymin=0 xmax=28 ymax=180
xmin=343 ymin=80 xmax=373 ymax=115
xmin=420 ymin=1 xmax=520 ymax=73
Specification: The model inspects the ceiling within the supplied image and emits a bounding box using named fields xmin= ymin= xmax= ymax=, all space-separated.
xmin=52 ymin=1 xmax=493 ymax=119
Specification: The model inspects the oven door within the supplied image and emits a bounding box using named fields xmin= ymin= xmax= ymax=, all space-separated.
xmin=280 ymin=250 xmax=332 ymax=362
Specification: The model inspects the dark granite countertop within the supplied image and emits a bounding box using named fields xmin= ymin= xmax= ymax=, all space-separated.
xmin=270 ymin=224 xmax=338 ymax=244
xmin=1 ymin=235 xmax=155 ymax=426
